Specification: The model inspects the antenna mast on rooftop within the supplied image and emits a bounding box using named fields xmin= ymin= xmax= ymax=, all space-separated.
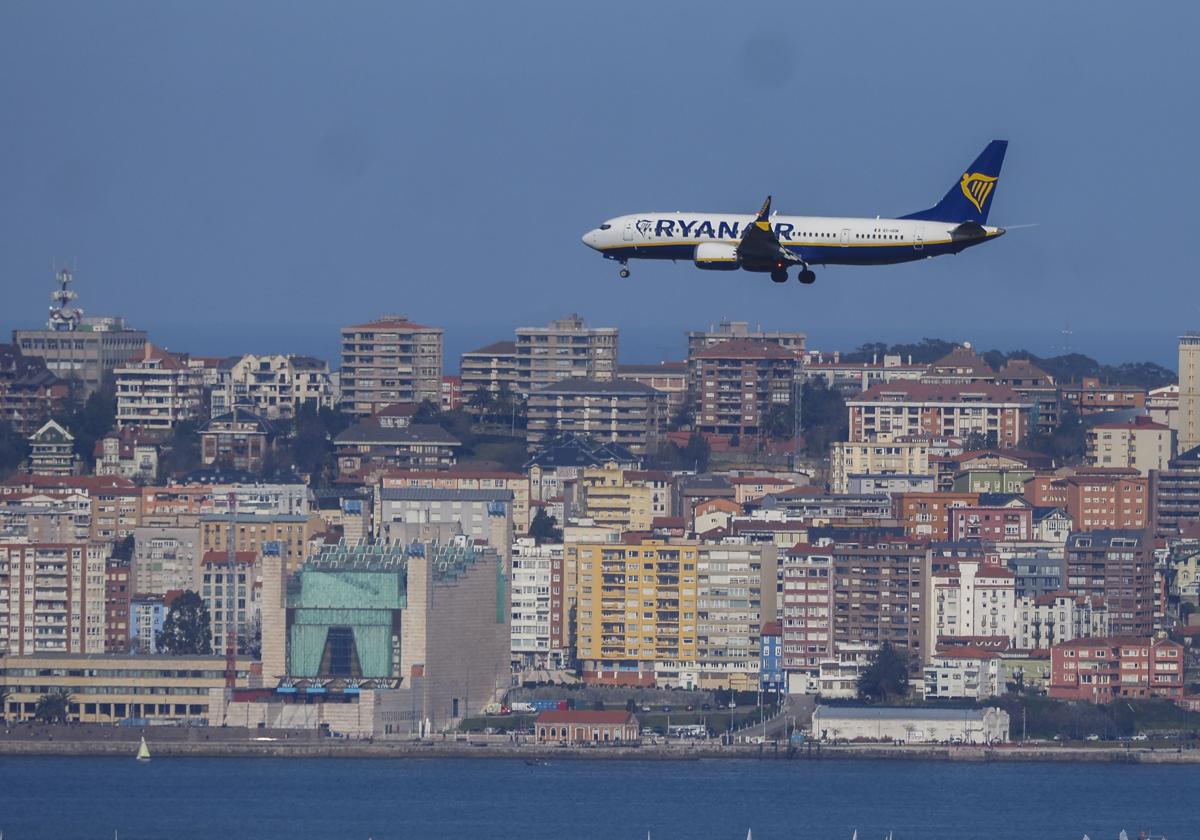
xmin=47 ymin=266 xmax=83 ymax=331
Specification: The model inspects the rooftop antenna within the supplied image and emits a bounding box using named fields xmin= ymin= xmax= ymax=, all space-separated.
xmin=48 ymin=264 xmax=82 ymax=331
xmin=1061 ymin=321 xmax=1073 ymax=355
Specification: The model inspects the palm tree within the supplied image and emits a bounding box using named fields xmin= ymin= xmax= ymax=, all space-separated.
xmin=0 ymin=684 xmax=11 ymax=722
xmin=34 ymin=687 xmax=72 ymax=724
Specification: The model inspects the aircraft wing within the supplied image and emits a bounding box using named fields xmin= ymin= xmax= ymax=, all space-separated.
xmin=736 ymin=196 xmax=804 ymax=268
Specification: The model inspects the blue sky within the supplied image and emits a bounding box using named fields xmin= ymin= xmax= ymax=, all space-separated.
xmin=2 ymin=1 xmax=1195 ymax=369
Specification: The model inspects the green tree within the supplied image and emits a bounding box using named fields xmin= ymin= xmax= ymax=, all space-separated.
xmin=799 ymin=380 xmax=848 ymax=457
xmin=0 ymin=684 xmax=11 ymax=722
xmin=157 ymin=419 xmax=202 ymax=481
xmin=1029 ymin=410 xmax=1086 ymax=465
xmin=682 ymin=432 xmax=710 ymax=472
xmin=529 ymin=508 xmax=563 ymax=544
xmin=668 ymin=398 xmax=696 ymax=432
xmin=856 ymin=642 xmax=910 ymax=703
xmin=468 ymin=386 xmax=493 ymax=420
xmin=157 ymin=590 xmax=213 ymax=655
xmin=0 ymin=419 xmax=30 ymax=479
xmin=33 ymin=687 xmax=72 ymax=724
xmin=762 ymin=403 xmax=795 ymax=441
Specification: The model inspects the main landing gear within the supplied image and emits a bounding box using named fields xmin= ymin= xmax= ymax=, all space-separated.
xmin=798 ymin=268 xmax=816 ymax=284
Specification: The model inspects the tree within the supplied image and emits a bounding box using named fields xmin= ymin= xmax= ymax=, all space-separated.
xmin=157 ymin=419 xmax=202 ymax=481
xmin=799 ymin=380 xmax=848 ymax=457
xmin=0 ymin=684 xmax=11 ymax=722
xmin=668 ymin=398 xmax=696 ymax=432
xmin=468 ymin=386 xmax=493 ymax=420
xmin=762 ymin=403 xmax=794 ymax=441
xmin=33 ymin=687 xmax=72 ymax=724
xmin=529 ymin=508 xmax=563 ymax=544
xmin=681 ymin=432 xmax=710 ymax=472
xmin=0 ymin=419 xmax=29 ymax=479
xmin=1028 ymin=409 xmax=1087 ymax=465
xmin=157 ymin=590 xmax=213 ymax=655
xmin=53 ymin=373 xmax=117 ymax=471
xmin=856 ymin=642 xmax=910 ymax=702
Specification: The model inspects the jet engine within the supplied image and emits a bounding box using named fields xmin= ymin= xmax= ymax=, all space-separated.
xmin=693 ymin=242 xmax=740 ymax=270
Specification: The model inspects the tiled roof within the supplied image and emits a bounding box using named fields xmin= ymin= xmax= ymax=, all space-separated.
xmin=535 ymin=710 xmax=635 ymax=725
xmin=464 ymin=340 xmax=517 ymax=356
xmin=851 ymin=381 xmax=1027 ymax=403
xmin=344 ymin=317 xmax=439 ymax=332
xmin=531 ymin=377 xmax=657 ymax=395
xmin=334 ymin=421 xmax=462 ymax=446
xmin=693 ymin=338 xmax=798 ymax=361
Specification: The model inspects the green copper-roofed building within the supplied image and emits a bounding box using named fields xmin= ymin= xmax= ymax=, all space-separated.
xmin=265 ymin=534 xmax=510 ymax=729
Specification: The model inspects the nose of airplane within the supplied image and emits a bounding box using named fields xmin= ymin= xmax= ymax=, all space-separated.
xmin=582 ymin=229 xmax=599 ymax=250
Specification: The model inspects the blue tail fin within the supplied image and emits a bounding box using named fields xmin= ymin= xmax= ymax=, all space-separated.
xmin=901 ymin=140 xmax=1007 ymax=224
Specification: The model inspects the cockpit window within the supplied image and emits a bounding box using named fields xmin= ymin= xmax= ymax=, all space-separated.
xmin=599 ymin=223 xmax=611 ymax=230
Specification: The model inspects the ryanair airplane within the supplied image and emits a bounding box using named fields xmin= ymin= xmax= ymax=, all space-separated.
xmin=581 ymin=140 xmax=1008 ymax=284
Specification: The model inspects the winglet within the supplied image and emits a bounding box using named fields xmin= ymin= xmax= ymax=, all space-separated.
xmin=756 ymin=195 xmax=772 ymax=221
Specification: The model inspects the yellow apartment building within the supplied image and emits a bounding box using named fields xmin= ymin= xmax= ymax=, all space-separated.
xmin=574 ymin=538 xmax=698 ymax=687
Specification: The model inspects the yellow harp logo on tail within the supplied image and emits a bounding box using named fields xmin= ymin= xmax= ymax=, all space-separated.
xmin=960 ymin=172 xmax=998 ymax=213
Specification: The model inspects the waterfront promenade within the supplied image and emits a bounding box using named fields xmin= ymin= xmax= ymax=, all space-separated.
xmin=3 ymin=723 xmax=1199 ymax=763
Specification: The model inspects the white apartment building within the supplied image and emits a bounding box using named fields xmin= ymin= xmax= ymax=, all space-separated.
xmin=0 ymin=542 xmax=106 ymax=655
xmin=211 ymin=354 xmax=334 ymax=420
xmin=1180 ymin=334 xmax=1200 ymax=454
xmin=928 ymin=559 xmax=1017 ymax=653
xmin=1014 ymin=592 xmax=1110 ymax=650
xmin=695 ymin=543 xmax=778 ymax=691
xmin=115 ymin=346 xmax=204 ymax=430
xmin=510 ymin=538 xmax=559 ymax=669
xmin=922 ymin=650 xmax=1003 ymax=700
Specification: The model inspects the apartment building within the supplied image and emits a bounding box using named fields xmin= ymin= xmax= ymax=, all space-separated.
xmin=526 ymin=378 xmax=663 ymax=455
xmin=0 ymin=542 xmax=107 ymax=655
xmin=1014 ymin=593 xmax=1110 ymax=650
xmin=14 ymin=317 xmax=147 ymax=399
xmin=830 ymin=438 xmax=933 ymax=494
xmin=200 ymin=550 xmax=259 ymax=655
xmin=380 ymin=470 xmax=530 ymax=532
xmin=574 ymin=538 xmax=699 ymax=687
xmin=1065 ymin=530 xmax=1153 ymax=637
xmin=339 ymin=316 xmax=444 ymax=415
xmin=104 ymin=557 xmax=132 ymax=653
xmin=1150 ymin=443 xmax=1200 ymax=537
xmin=948 ymin=500 xmax=1034 ymax=542
xmin=94 ymin=429 xmax=158 ymax=482
xmin=831 ymin=534 xmax=927 ymax=666
xmin=1060 ymin=377 xmax=1147 ymax=417
xmin=510 ymin=538 xmax=560 ymax=669
xmin=778 ymin=544 xmax=834 ymax=691
xmin=211 ymin=354 xmax=334 ymax=420
xmin=198 ymin=512 xmax=322 ymax=574
xmin=200 ymin=408 xmax=273 ymax=473
xmin=1180 ymin=334 xmax=1200 ymax=454
xmin=927 ymin=560 xmax=1016 ymax=654
xmin=114 ymin=344 xmax=204 ymax=430
xmin=27 ymin=420 xmax=79 ymax=476
xmin=695 ymin=543 xmax=778 ymax=691
xmin=692 ymin=339 xmax=800 ymax=439
xmin=1049 ymin=636 xmax=1184 ymax=702
xmin=847 ymin=382 xmax=1033 ymax=447
xmin=616 ymin=362 xmax=688 ymax=418
xmin=132 ymin=525 xmax=201 ymax=595
xmin=686 ymin=320 xmax=806 ymax=389
xmin=459 ymin=340 xmax=518 ymax=397
xmin=1086 ymin=416 xmax=1175 ymax=475
xmin=515 ymin=314 xmax=617 ymax=394
xmin=892 ymin=491 xmax=980 ymax=540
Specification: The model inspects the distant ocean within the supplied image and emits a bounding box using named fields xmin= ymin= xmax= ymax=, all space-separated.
xmin=2 ymin=319 xmax=1176 ymax=374
xmin=0 ymin=755 xmax=1193 ymax=839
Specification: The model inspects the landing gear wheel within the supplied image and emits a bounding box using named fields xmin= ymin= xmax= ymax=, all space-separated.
xmin=770 ymin=269 xmax=788 ymax=283
xmin=619 ymin=266 xmax=630 ymax=279
xmin=798 ymin=269 xmax=816 ymax=285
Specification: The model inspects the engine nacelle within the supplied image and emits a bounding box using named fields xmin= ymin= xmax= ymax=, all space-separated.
xmin=694 ymin=242 xmax=740 ymax=270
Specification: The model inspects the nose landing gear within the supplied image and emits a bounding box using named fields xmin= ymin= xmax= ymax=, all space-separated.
xmin=618 ymin=261 xmax=630 ymax=279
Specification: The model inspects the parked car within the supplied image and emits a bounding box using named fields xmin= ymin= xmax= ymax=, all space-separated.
xmin=1131 ymin=733 xmax=1149 ymax=741
xmin=701 ymin=703 xmax=712 ymax=711
xmin=1086 ymin=734 xmax=1101 ymax=742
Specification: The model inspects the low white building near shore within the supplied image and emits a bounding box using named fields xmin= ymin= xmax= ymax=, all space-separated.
xmin=810 ymin=705 xmax=1010 ymax=744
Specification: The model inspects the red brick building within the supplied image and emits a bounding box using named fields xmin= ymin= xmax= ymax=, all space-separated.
xmin=692 ymin=339 xmax=799 ymax=441
xmin=948 ymin=503 xmax=1034 ymax=542
xmin=893 ymin=491 xmax=980 ymax=540
xmin=1049 ymin=636 xmax=1184 ymax=703
xmin=1024 ymin=469 xmax=1148 ymax=532
xmin=104 ymin=556 xmax=132 ymax=653
xmin=1059 ymin=378 xmax=1146 ymax=416
xmin=535 ymin=710 xmax=640 ymax=744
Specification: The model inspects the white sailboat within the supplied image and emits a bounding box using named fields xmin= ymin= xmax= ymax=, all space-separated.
xmin=136 ymin=735 xmax=151 ymax=762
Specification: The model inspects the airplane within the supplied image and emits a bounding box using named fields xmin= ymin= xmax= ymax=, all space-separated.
xmin=581 ymin=140 xmax=1008 ymax=285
